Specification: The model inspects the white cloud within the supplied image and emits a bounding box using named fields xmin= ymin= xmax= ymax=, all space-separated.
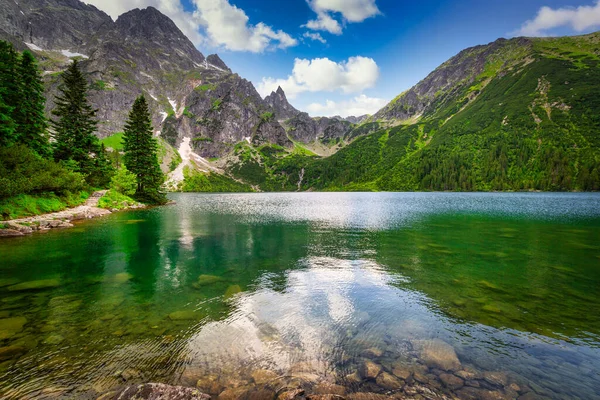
xmin=257 ymin=56 xmax=380 ymax=99
xmin=83 ymin=0 xmax=296 ymax=52
xmin=193 ymin=0 xmax=297 ymax=52
xmin=304 ymin=0 xmax=380 ymax=34
xmin=303 ymin=32 xmax=327 ymax=43
xmin=304 ymin=12 xmax=343 ymax=35
xmin=516 ymin=1 xmax=600 ymax=36
xmin=307 ymin=95 xmax=387 ymax=118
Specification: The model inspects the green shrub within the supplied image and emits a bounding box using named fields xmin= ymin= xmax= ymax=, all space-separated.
xmin=260 ymin=111 xmax=274 ymax=123
xmin=97 ymin=190 xmax=137 ymax=210
xmin=0 ymin=145 xmax=86 ymax=199
xmin=0 ymin=191 xmax=89 ymax=220
xmin=110 ymin=167 xmax=137 ymax=196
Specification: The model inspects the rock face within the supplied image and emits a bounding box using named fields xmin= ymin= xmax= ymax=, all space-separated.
xmin=264 ymin=86 xmax=356 ymax=144
xmin=0 ymin=0 xmax=292 ymax=157
xmin=264 ymin=86 xmax=300 ymax=121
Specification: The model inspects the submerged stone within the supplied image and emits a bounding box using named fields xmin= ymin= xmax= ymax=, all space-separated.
xmin=169 ymin=310 xmax=199 ymax=321
xmin=113 ymin=273 xmax=133 ymax=283
xmin=0 ymin=345 xmax=27 ymax=361
xmin=7 ymin=279 xmax=61 ymax=291
xmin=376 ymin=371 xmax=403 ymax=390
xmin=110 ymin=383 xmax=210 ymax=399
xmin=359 ymin=360 xmax=381 ymax=380
xmin=224 ymin=285 xmax=242 ymax=299
xmin=197 ymin=274 xmax=223 ymax=286
xmin=0 ymin=316 xmax=27 ymax=339
xmin=439 ymin=372 xmax=464 ymax=390
xmin=416 ymin=339 xmax=461 ymax=371
xmin=43 ymin=334 xmax=65 ymax=345
xmin=313 ymin=383 xmax=346 ymax=395
xmin=251 ymin=369 xmax=278 ymax=385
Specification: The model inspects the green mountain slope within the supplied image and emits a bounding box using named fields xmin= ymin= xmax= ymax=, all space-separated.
xmin=227 ymin=32 xmax=600 ymax=192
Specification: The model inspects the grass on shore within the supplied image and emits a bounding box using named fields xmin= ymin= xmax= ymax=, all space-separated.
xmin=0 ymin=191 xmax=90 ymax=221
xmin=97 ymin=190 xmax=138 ymax=210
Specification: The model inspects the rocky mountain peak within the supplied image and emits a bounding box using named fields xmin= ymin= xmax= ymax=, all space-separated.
xmin=117 ymin=7 xmax=190 ymax=44
xmin=264 ymin=86 xmax=299 ymax=120
xmin=206 ymin=54 xmax=231 ymax=72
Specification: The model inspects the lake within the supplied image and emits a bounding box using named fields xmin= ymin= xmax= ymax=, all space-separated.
xmin=1 ymin=192 xmax=600 ymax=399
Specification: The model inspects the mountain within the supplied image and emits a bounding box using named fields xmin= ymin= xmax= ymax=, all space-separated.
xmin=227 ymin=32 xmax=600 ymax=192
xmin=263 ymin=85 xmax=356 ymax=144
xmin=0 ymin=0 xmax=293 ymax=161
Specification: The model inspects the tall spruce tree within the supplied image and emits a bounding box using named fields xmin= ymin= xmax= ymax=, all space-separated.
xmin=122 ymin=95 xmax=166 ymax=204
xmin=0 ymin=93 xmax=15 ymax=146
xmin=51 ymin=60 xmax=112 ymax=186
xmin=15 ymin=50 xmax=50 ymax=157
xmin=0 ymin=41 xmax=19 ymax=147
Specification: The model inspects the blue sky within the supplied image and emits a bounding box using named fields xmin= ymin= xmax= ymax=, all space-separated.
xmin=85 ymin=0 xmax=600 ymax=117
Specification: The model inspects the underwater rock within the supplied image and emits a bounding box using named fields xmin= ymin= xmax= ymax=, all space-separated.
xmin=416 ymin=339 xmax=461 ymax=371
xmin=483 ymin=371 xmax=508 ymax=387
xmin=169 ymin=310 xmax=199 ymax=321
xmin=344 ymin=371 xmax=362 ymax=384
xmin=306 ymin=395 xmax=345 ymax=400
xmin=360 ymin=347 xmax=384 ymax=358
xmin=392 ymin=366 xmax=411 ymax=380
xmin=359 ymin=360 xmax=381 ymax=380
xmin=251 ymin=369 xmax=278 ymax=385
xmin=439 ymin=373 xmax=464 ymax=390
xmin=43 ymin=334 xmax=65 ymax=345
xmin=7 ymin=279 xmax=61 ymax=291
xmin=113 ymin=273 xmax=133 ymax=284
xmin=195 ymin=375 xmax=223 ymax=395
xmin=217 ymin=386 xmax=252 ymax=400
xmin=224 ymin=285 xmax=242 ymax=299
xmin=346 ymin=393 xmax=389 ymax=400
xmin=247 ymin=388 xmax=277 ymax=400
xmin=277 ymin=388 xmax=304 ymax=400
xmin=455 ymin=369 xmax=478 ymax=380
xmin=197 ymin=275 xmax=223 ymax=286
xmin=375 ymin=371 xmax=403 ymax=390
xmin=0 ymin=345 xmax=27 ymax=361
xmin=108 ymin=383 xmax=210 ymax=399
xmin=314 ymin=383 xmax=346 ymax=396
xmin=0 ymin=316 xmax=27 ymax=339
xmin=413 ymin=372 xmax=429 ymax=384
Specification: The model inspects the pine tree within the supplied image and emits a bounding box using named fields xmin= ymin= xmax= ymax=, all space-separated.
xmin=15 ymin=50 xmax=50 ymax=157
xmin=0 ymin=41 xmax=19 ymax=147
xmin=122 ymin=95 xmax=166 ymax=204
xmin=0 ymin=93 xmax=15 ymax=146
xmin=51 ymin=60 xmax=111 ymax=185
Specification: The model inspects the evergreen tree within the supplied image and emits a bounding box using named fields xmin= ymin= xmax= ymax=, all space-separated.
xmin=0 ymin=41 xmax=19 ymax=146
xmin=51 ymin=60 xmax=111 ymax=185
xmin=15 ymin=50 xmax=50 ymax=157
xmin=0 ymin=93 xmax=15 ymax=146
xmin=122 ymin=95 xmax=166 ymax=204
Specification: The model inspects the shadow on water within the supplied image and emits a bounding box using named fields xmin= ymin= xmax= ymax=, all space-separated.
xmin=0 ymin=192 xmax=599 ymax=399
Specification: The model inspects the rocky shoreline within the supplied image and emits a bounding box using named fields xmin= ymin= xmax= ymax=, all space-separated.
xmin=0 ymin=191 xmax=145 ymax=238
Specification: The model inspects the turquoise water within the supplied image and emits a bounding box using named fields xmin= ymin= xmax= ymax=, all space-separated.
xmin=1 ymin=193 xmax=599 ymax=399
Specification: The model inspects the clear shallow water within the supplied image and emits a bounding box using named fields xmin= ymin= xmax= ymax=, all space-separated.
xmin=0 ymin=192 xmax=599 ymax=399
